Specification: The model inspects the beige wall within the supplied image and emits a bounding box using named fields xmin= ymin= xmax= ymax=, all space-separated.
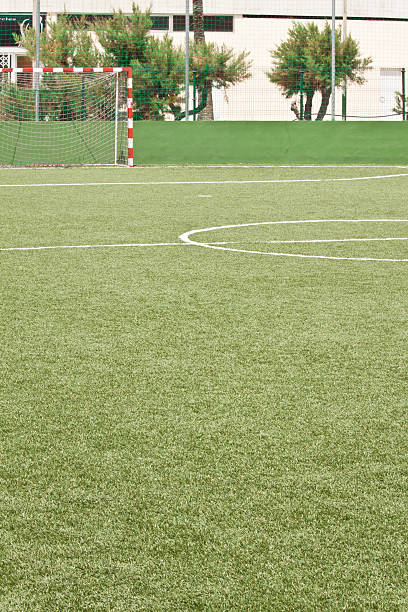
xmin=4 ymin=1 xmax=408 ymax=19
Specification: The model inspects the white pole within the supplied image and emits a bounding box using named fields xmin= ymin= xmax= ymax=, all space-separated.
xmin=331 ymin=0 xmax=336 ymax=121
xmin=33 ymin=0 xmax=40 ymax=121
xmin=343 ymin=0 xmax=348 ymax=40
xmin=114 ymin=72 xmax=119 ymax=165
xmin=342 ymin=0 xmax=348 ymax=120
xmin=185 ymin=0 xmax=190 ymax=121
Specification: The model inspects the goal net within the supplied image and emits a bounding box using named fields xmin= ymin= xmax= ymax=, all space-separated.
xmin=0 ymin=67 xmax=133 ymax=167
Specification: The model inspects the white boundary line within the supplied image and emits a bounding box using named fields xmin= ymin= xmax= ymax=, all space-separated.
xmin=178 ymin=219 xmax=408 ymax=263
xmin=1 ymin=173 xmax=408 ymax=188
xmin=0 ymin=241 xmax=234 ymax=253
xmin=0 ymin=242 xmax=186 ymax=252
xmin=1 ymin=164 xmax=408 ymax=170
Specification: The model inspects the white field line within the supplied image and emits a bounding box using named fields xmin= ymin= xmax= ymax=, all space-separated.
xmin=179 ymin=219 xmax=408 ymax=263
xmin=261 ymin=237 xmax=408 ymax=244
xmin=1 ymin=173 xmax=408 ymax=188
xmin=1 ymin=164 xmax=408 ymax=170
xmin=2 ymin=236 xmax=408 ymax=253
xmin=0 ymin=242 xmax=185 ymax=252
xmin=0 ymin=241 xmax=233 ymax=252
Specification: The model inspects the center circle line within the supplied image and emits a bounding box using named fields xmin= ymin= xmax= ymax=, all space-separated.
xmin=178 ymin=219 xmax=408 ymax=263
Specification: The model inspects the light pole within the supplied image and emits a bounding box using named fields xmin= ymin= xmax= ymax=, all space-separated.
xmin=342 ymin=0 xmax=347 ymax=120
xmin=331 ymin=0 xmax=336 ymax=121
xmin=33 ymin=0 xmax=41 ymax=121
xmin=185 ymin=0 xmax=190 ymax=121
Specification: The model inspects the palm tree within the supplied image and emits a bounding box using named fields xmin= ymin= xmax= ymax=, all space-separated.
xmin=192 ymin=0 xmax=214 ymax=120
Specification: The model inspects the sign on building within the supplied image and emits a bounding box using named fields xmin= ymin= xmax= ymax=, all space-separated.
xmin=0 ymin=14 xmax=47 ymax=47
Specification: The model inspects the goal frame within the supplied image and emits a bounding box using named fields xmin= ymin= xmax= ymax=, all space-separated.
xmin=0 ymin=67 xmax=133 ymax=167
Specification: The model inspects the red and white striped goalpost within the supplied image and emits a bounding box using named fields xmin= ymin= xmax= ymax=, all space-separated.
xmin=0 ymin=67 xmax=134 ymax=167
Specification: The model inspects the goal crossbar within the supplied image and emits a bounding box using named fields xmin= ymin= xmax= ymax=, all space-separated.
xmin=0 ymin=67 xmax=133 ymax=167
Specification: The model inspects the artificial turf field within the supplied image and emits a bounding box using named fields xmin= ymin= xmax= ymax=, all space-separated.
xmin=1 ymin=165 xmax=408 ymax=610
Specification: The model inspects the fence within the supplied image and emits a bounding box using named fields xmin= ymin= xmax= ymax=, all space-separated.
xmin=196 ymin=67 xmax=407 ymax=122
xmin=0 ymin=1 xmax=407 ymax=122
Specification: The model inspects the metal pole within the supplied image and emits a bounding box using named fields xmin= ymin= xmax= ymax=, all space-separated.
xmin=114 ymin=72 xmax=119 ymax=164
xmin=402 ymin=68 xmax=406 ymax=121
xmin=193 ymin=70 xmax=197 ymax=120
xmin=81 ymin=74 xmax=86 ymax=121
xmin=300 ymin=70 xmax=304 ymax=120
xmin=342 ymin=0 xmax=347 ymax=120
xmin=185 ymin=0 xmax=190 ymax=121
xmin=331 ymin=0 xmax=336 ymax=121
xmin=33 ymin=0 xmax=41 ymax=121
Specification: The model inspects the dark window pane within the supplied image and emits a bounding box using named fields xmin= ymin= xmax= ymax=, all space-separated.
xmin=65 ymin=14 xmax=112 ymax=24
xmin=150 ymin=16 xmax=169 ymax=30
xmin=204 ymin=15 xmax=233 ymax=31
xmin=173 ymin=15 xmax=190 ymax=31
xmin=65 ymin=13 xmax=168 ymax=30
xmin=173 ymin=15 xmax=233 ymax=32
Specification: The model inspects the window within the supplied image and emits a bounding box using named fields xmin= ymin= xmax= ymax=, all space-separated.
xmin=65 ymin=14 xmax=112 ymax=24
xmin=173 ymin=15 xmax=233 ymax=32
xmin=0 ymin=53 xmax=10 ymax=68
xmin=150 ymin=16 xmax=169 ymax=31
xmin=65 ymin=13 xmax=169 ymax=30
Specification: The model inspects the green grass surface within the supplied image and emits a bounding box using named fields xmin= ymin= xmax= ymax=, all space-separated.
xmin=1 ymin=165 xmax=408 ymax=610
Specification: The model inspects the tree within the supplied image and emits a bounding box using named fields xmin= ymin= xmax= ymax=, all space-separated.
xmin=16 ymin=8 xmax=184 ymax=120
xmin=170 ymin=42 xmax=251 ymax=120
xmin=15 ymin=4 xmax=251 ymax=121
xmin=393 ymin=92 xmax=408 ymax=119
xmin=95 ymin=6 xmax=251 ymax=121
xmin=13 ymin=16 xmax=101 ymax=121
xmin=14 ymin=14 xmax=100 ymax=67
xmin=95 ymin=7 xmax=185 ymax=120
xmin=192 ymin=0 xmax=213 ymax=120
xmin=267 ymin=21 xmax=372 ymax=120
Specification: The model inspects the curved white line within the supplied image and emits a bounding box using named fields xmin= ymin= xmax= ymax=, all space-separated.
xmin=178 ymin=219 xmax=408 ymax=263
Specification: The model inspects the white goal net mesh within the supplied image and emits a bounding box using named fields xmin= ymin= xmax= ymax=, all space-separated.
xmin=0 ymin=70 xmax=129 ymax=166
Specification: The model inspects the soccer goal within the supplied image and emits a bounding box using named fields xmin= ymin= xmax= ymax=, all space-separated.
xmin=0 ymin=67 xmax=133 ymax=167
